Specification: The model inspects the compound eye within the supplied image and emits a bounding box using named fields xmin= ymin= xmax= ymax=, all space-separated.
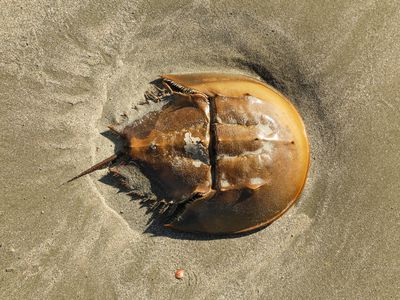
xmin=149 ymin=143 xmax=157 ymax=151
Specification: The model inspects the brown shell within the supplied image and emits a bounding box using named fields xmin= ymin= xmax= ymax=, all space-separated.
xmin=72 ymin=73 xmax=310 ymax=234
xmin=122 ymin=92 xmax=212 ymax=201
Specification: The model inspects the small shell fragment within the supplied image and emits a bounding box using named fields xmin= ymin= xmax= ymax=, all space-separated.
xmin=175 ymin=268 xmax=184 ymax=280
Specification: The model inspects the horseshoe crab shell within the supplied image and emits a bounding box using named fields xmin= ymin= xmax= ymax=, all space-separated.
xmin=71 ymin=73 xmax=310 ymax=234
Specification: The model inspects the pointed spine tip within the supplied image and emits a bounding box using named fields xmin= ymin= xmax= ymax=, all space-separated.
xmin=67 ymin=152 xmax=121 ymax=183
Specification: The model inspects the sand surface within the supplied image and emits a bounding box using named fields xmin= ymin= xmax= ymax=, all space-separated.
xmin=1 ymin=1 xmax=399 ymax=299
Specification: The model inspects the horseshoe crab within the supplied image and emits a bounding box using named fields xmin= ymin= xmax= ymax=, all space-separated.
xmin=70 ymin=73 xmax=310 ymax=234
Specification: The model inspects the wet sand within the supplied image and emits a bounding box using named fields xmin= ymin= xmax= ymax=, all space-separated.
xmin=1 ymin=1 xmax=399 ymax=299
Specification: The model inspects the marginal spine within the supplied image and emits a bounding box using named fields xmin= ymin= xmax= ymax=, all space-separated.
xmin=164 ymin=79 xmax=197 ymax=94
